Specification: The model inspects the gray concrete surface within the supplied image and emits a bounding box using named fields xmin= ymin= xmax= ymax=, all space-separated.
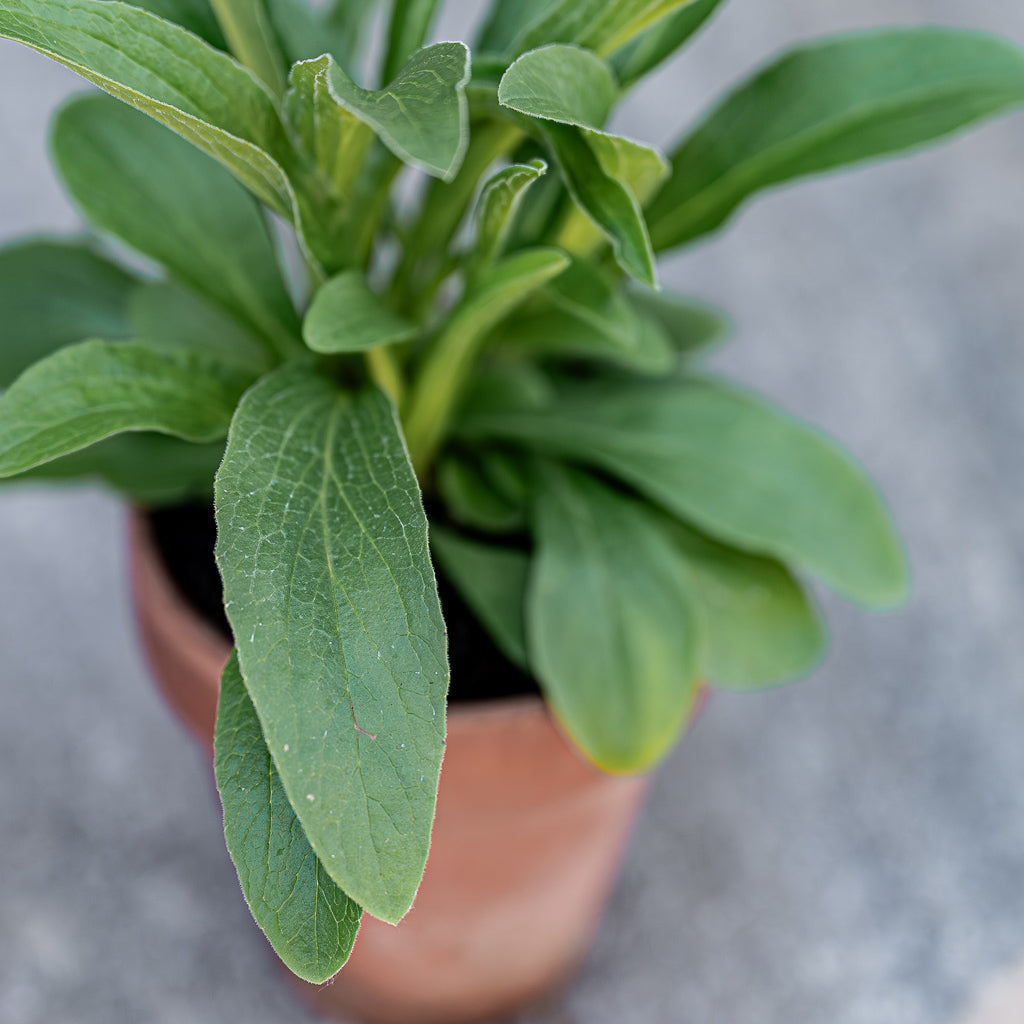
xmin=3 ymin=2 xmax=1024 ymax=1022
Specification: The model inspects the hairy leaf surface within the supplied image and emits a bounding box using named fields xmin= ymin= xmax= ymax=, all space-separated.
xmin=472 ymin=159 xmax=547 ymax=270
xmin=458 ymin=377 xmax=909 ymax=607
xmin=0 ymin=239 xmax=136 ymax=386
xmin=215 ymin=651 xmax=363 ymax=983
xmin=53 ymin=95 xmax=299 ymax=355
xmin=528 ymin=462 xmax=701 ymax=773
xmin=649 ymin=29 xmax=1024 ymax=251
xmin=215 ymin=365 xmax=448 ymax=924
xmin=0 ymin=340 xmax=251 ymax=476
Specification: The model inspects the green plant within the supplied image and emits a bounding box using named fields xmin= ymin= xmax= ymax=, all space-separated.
xmin=1 ymin=0 xmax=1022 ymax=986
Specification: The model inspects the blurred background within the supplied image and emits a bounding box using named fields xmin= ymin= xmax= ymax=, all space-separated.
xmin=2 ymin=1 xmax=1024 ymax=1022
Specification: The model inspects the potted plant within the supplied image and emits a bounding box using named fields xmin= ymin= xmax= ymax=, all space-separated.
xmin=1 ymin=0 xmax=1022 ymax=1020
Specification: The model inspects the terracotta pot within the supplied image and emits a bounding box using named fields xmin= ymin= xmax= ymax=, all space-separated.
xmin=128 ymin=509 xmax=650 ymax=1024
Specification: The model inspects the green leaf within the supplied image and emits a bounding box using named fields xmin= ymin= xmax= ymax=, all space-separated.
xmin=477 ymin=0 xmax=549 ymax=55
xmin=667 ymin=520 xmax=826 ymax=688
xmin=322 ymin=42 xmax=471 ymax=181
xmin=495 ymin=258 xmax=674 ymax=373
xmin=497 ymin=44 xmax=618 ymax=130
xmin=457 ymin=376 xmax=910 ymax=608
xmin=584 ymin=131 xmax=669 ymax=205
xmin=323 ymin=0 xmax=379 ymax=75
xmin=10 ymin=433 xmax=224 ymax=506
xmin=0 ymin=239 xmax=136 ymax=387
xmin=0 ymin=0 xmax=297 ymax=217
xmin=264 ymin=0 xmax=331 ymax=65
xmin=129 ymin=281 xmax=274 ymax=372
xmin=528 ymin=462 xmax=702 ymax=774
xmin=215 ymin=651 xmax=363 ymax=983
xmin=611 ymin=0 xmax=726 ymax=87
xmin=472 ymin=159 xmax=547 ymax=269
xmin=404 ymin=247 xmax=571 ymax=473
xmin=626 ymin=288 xmax=728 ymax=354
xmin=436 ymin=452 xmax=528 ymax=533
xmin=0 ymin=340 xmax=252 ymax=477
xmin=52 ymin=94 xmax=299 ymax=358
xmin=284 ymin=56 xmax=376 ymax=206
xmin=303 ymin=272 xmax=416 ymax=354
xmin=209 ymin=0 xmax=287 ymax=94
xmin=383 ymin=0 xmax=441 ymax=85
xmin=648 ymin=28 xmax=1024 ymax=251
xmin=498 ymin=47 xmax=658 ymax=286
xmin=215 ymin=365 xmax=448 ymax=924
xmin=513 ymin=0 xmax=701 ymax=57
xmin=431 ymin=525 xmax=530 ymax=670
xmin=110 ymin=0 xmax=227 ymax=48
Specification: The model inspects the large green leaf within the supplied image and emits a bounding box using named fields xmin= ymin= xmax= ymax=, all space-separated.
xmin=528 ymin=462 xmax=702 ymax=774
xmin=383 ymin=0 xmax=441 ymax=84
xmin=498 ymin=46 xmax=659 ymax=285
xmin=0 ymin=0 xmax=297 ymax=216
xmin=404 ymin=248 xmax=570 ymax=473
xmin=648 ymin=28 xmax=1024 ymax=251
xmin=0 ymin=239 xmax=136 ymax=386
xmin=667 ymin=520 xmax=826 ymax=688
xmin=437 ymin=451 xmax=528 ymax=533
xmin=215 ymin=365 xmax=448 ymax=924
xmin=0 ymin=340 xmax=252 ymax=477
xmin=472 ymin=159 xmax=547 ymax=270
xmin=611 ymin=0 xmax=726 ymax=87
xmin=215 ymin=651 xmax=363 ymax=983
xmin=10 ymin=432 xmax=224 ymax=506
xmin=129 ymin=281 xmax=274 ymax=372
xmin=431 ymin=525 xmax=530 ymax=670
xmin=53 ymin=94 xmax=299 ymax=356
xmin=458 ymin=376 xmax=909 ymax=608
xmin=303 ymin=272 xmax=416 ymax=354
xmin=296 ymin=43 xmax=471 ymax=182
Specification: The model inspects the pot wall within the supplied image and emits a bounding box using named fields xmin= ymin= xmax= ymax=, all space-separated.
xmin=128 ymin=509 xmax=650 ymax=1024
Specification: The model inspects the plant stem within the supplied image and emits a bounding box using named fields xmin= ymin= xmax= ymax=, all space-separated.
xmin=366 ymin=346 xmax=405 ymax=406
xmin=209 ymin=0 xmax=286 ymax=95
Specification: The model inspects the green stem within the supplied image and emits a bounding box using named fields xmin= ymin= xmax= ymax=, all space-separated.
xmin=209 ymin=0 xmax=286 ymax=95
xmin=366 ymin=346 xmax=405 ymax=407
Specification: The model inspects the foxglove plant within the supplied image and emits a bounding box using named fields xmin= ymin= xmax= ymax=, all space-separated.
xmin=1 ymin=0 xmax=1023 ymax=983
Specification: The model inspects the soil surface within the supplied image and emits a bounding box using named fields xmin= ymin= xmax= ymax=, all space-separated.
xmin=148 ymin=501 xmax=539 ymax=704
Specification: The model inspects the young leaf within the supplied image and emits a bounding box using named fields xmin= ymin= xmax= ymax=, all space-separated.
xmin=215 ymin=364 xmax=448 ymax=925
xmin=497 ymin=44 xmax=618 ymax=130
xmin=611 ymin=0 xmax=726 ymax=87
xmin=383 ymin=0 xmax=442 ymax=85
xmin=528 ymin=462 xmax=702 ymax=774
xmin=404 ymin=247 xmax=571 ymax=473
xmin=431 ymin=525 xmax=530 ymax=670
xmin=321 ymin=42 xmax=471 ymax=181
xmin=498 ymin=46 xmax=659 ymax=285
xmin=472 ymin=159 xmax=547 ymax=270
xmin=12 ymin=432 xmax=226 ymax=506
xmin=626 ymin=288 xmax=728 ymax=354
xmin=457 ymin=376 xmax=910 ymax=608
xmin=666 ymin=520 xmax=826 ymax=688
xmin=0 ymin=239 xmax=136 ymax=386
xmin=0 ymin=0 xmax=297 ymax=216
xmin=648 ymin=28 xmax=1024 ymax=252
xmin=436 ymin=453 xmax=528 ymax=533
xmin=215 ymin=651 xmax=363 ymax=983
xmin=0 ymin=341 xmax=253 ymax=477
xmin=129 ymin=281 xmax=274 ymax=372
xmin=53 ymin=94 xmax=300 ymax=357
xmin=303 ymin=272 xmax=416 ymax=354
xmin=495 ymin=258 xmax=674 ymax=374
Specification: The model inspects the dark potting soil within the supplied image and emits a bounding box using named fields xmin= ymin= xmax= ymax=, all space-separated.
xmin=148 ymin=501 xmax=539 ymax=704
